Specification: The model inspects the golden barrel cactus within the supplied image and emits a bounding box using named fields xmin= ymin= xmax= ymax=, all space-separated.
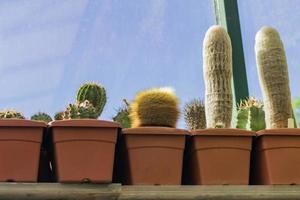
xmin=129 ymin=87 xmax=180 ymax=128
xmin=203 ymin=25 xmax=233 ymax=128
xmin=255 ymin=26 xmax=292 ymax=128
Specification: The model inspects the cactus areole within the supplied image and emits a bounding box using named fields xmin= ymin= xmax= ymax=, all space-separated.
xmin=76 ymin=83 xmax=106 ymax=117
xmin=255 ymin=26 xmax=292 ymax=129
xmin=203 ymin=25 xmax=233 ymax=128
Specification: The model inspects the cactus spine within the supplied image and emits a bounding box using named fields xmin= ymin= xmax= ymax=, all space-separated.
xmin=236 ymin=97 xmax=266 ymax=131
xmin=76 ymin=82 xmax=106 ymax=117
xmin=129 ymin=87 xmax=180 ymax=128
xmin=0 ymin=109 xmax=25 ymax=119
xmin=184 ymin=99 xmax=206 ymax=130
xmin=255 ymin=26 xmax=292 ymax=128
xmin=203 ymin=25 xmax=233 ymax=128
xmin=113 ymin=99 xmax=131 ymax=128
xmin=31 ymin=112 xmax=52 ymax=123
xmin=63 ymin=100 xmax=98 ymax=119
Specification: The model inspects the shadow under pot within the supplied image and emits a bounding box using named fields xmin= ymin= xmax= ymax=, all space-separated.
xmin=121 ymin=127 xmax=188 ymax=185
xmin=254 ymin=128 xmax=300 ymax=185
xmin=49 ymin=119 xmax=120 ymax=183
xmin=188 ymin=129 xmax=255 ymax=185
xmin=0 ymin=119 xmax=46 ymax=182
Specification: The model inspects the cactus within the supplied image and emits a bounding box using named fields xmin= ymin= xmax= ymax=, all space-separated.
xmin=0 ymin=109 xmax=25 ymax=119
xmin=76 ymin=82 xmax=106 ymax=117
xmin=236 ymin=97 xmax=266 ymax=131
xmin=54 ymin=111 xmax=64 ymax=120
xmin=129 ymin=87 xmax=180 ymax=128
xmin=203 ymin=25 xmax=233 ymax=128
xmin=184 ymin=99 xmax=206 ymax=130
xmin=31 ymin=112 xmax=52 ymax=123
xmin=255 ymin=26 xmax=292 ymax=128
xmin=113 ymin=99 xmax=131 ymax=128
xmin=63 ymin=100 xmax=98 ymax=119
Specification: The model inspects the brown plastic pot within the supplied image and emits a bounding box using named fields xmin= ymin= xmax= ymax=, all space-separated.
xmin=0 ymin=119 xmax=46 ymax=182
xmin=187 ymin=128 xmax=255 ymax=185
xmin=254 ymin=129 xmax=300 ymax=185
xmin=121 ymin=127 xmax=188 ymax=185
xmin=49 ymin=119 xmax=120 ymax=183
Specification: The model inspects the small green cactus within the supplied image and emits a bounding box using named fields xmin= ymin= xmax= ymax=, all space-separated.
xmin=54 ymin=111 xmax=64 ymax=120
xmin=76 ymin=82 xmax=106 ymax=117
xmin=113 ymin=99 xmax=131 ymax=128
xmin=130 ymin=87 xmax=180 ymax=128
xmin=63 ymin=100 xmax=98 ymax=119
xmin=236 ymin=97 xmax=266 ymax=131
xmin=184 ymin=99 xmax=206 ymax=130
xmin=0 ymin=109 xmax=25 ymax=119
xmin=31 ymin=112 xmax=52 ymax=123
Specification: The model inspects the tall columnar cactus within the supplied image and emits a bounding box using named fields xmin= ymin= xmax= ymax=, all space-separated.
xmin=63 ymin=100 xmax=98 ymax=119
xmin=0 ymin=109 xmax=25 ymax=119
xmin=236 ymin=97 xmax=266 ymax=131
xmin=113 ymin=99 xmax=131 ymax=128
xmin=31 ymin=112 xmax=53 ymax=123
xmin=203 ymin=25 xmax=233 ymax=128
xmin=255 ymin=26 xmax=292 ymax=128
xmin=129 ymin=87 xmax=180 ymax=128
xmin=76 ymin=82 xmax=106 ymax=117
xmin=184 ymin=99 xmax=206 ymax=130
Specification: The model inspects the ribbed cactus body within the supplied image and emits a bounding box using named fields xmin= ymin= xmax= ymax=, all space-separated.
xmin=76 ymin=83 xmax=106 ymax=117
xmin=255 ymin=26 xmax=292 ymax=128
xmin=31 ymin=112 xmax=52 ymax=123
xmin=0 ymin=109 xmax=25 ymax=119
xmin=184 ymin=99 xmax=206 ymax=130
xmin=203 ymin=25 xmax=233 ymax=128
xmin=236 ymin=97 xmax=266 ymax=131
xmin=129 ymin=87 xmax=180 ymax=128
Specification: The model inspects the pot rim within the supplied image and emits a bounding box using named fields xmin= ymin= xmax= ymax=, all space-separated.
xmin=123 ymin=126 xmax=189 ymax=135
xmin=0 ymin=119 xmax=47 ymax=127
xmin=191 ymin=128 xmax=255 ymax=136
xmin=49 ymin=119 xmax=120 ymax=128
xmin=257 ymin=128 xmax=300 ymax=136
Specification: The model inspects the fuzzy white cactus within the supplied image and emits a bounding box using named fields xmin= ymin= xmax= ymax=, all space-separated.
xmin=203 ymin=25 xmax=233 ymax=128
xmin=255 ymin=26 xmax=292 ymax=129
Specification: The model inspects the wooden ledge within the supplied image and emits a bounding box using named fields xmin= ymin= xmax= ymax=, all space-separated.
xmin=1 ymin=184 xmax=300 ymax=200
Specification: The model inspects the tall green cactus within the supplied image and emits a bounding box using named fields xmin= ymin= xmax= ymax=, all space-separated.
xmin=31 ymin=112 xmax=52 ymax=123
xmin=184 ymin=99 xmax=206 ymax=130
xmin=76 ymin=82 xmax=106 ymax=117
xmin=203 ymin=25 xmax=233 ymax=128
xmin=129 ymin=87 xmax=180 ymax=128
xmin=255 ymin=26 xmax=292 ymax=128
xmin=0 ymin=109 xmax=25 ymax=119
xmin=236 ymin=97 xmax=266 ymax=131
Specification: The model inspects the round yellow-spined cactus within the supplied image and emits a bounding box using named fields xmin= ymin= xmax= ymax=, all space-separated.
xmin=129 ymin=87 xmax=180 ymax=128
xmin=255 ymin=26 xmax=292 ymax=129
xmin=203 ymin=25 xmax=233 ymax=128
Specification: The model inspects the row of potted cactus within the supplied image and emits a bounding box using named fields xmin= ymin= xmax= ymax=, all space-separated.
xmin=0 ymin=25 xmax=298 ymax=185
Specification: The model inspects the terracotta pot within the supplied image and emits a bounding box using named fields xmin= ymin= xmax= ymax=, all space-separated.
xmin=254 ymin=129 xmax=300 ymax=185
xmin=187 ymin=129 xmax=255 ymax=185
xmin=0 ymin=119 xmax=45 ymax=182
xmin=49 ymin=120 xmax=120 ymax=183
xmin=121 ymin=127 xmax=188 ymax=185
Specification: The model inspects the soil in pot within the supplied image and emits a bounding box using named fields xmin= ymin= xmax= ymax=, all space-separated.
xmin=254 ymin=128 xmax=300 ymax=185
xmin=120 ymin=127 xmax=188 ymax=185
xmin=49 ymin=119 xmax=120 ymax=183
xmin=187 ymin=128 xmax=255 ymax=185
xmin=0 ymin=119 xmax=46 ymax=182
